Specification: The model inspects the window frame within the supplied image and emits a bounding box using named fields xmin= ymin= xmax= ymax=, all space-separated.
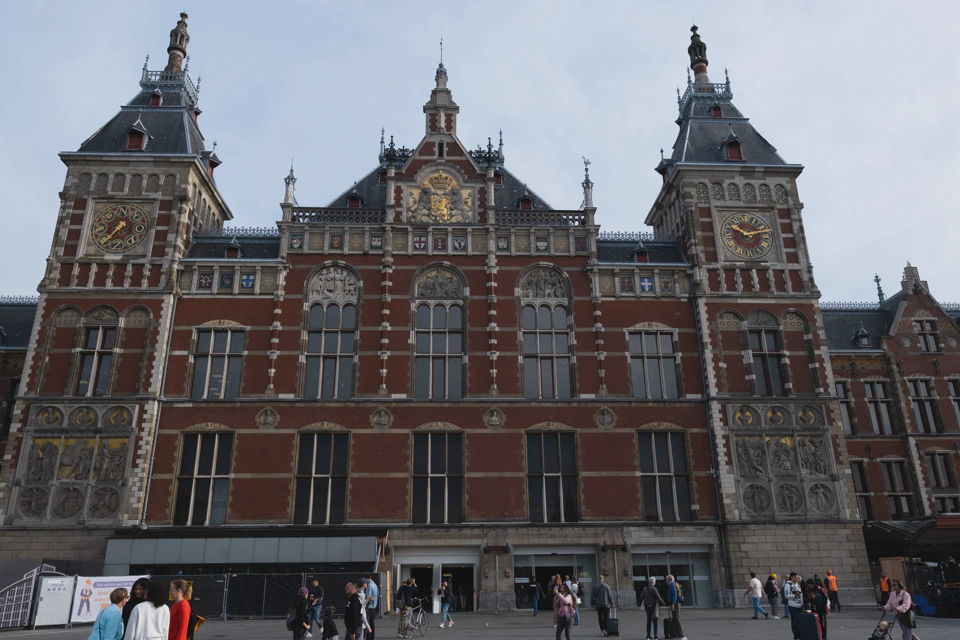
xmin=913 ymin=319 xmax=941 ymax=353
xmin=747 ymin=328 xmax=785 ymax=397
xmin=411 ymin=431 xmax=464 ymax=525
xmin=413 ymin=301 xmax=464 ymax=400
xmin=304 ymin=302 xmax=358 ymax=400
xmin=864 ymin=380 xmax=896 ymax=435
xmin=293 ymin=432 xmax=350 ymax=525
xmin=76 ymin=325 xmax=118 ymax=397
xmin=526 ymin=431 xmax=579 ymax=523
xmin=637 ymin=431 xmax=692 ymax=522
xmin=835 ymin=380 xmax=855 ymax=435
xmin=850 ymin=460 xmax=874 ymax=521
xmin=948 ymin=379 xmax=960 ymax=429
xmin=173 ymin=431 xmax=235 ymax=526
xmin=907 ymin=379 xmax=941 ymax=434
xmin=627 ymin=331 xmax=681 ymax=400
xmin=190 ymin=327 xmax=246 ymax=400
xmin=879 ymin=459 xmax=915 ymax=520
xmin=521 ymin=302 xmax=573 ymax=400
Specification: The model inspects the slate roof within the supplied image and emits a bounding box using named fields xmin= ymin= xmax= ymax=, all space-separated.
xmin=821 ymin=309 xmax=890 ymax=352
xmin=184 ymin=235 xmax=281 ymax=260
xmin=596 ymin=239 xmax=687 ymax=264
xmin=0 ymin=303 xmax=38 ymax=351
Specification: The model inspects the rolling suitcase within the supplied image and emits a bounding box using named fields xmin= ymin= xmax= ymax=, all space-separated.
xmin=797 ymin=611 xmax=822 ymax=640
xmin=663 ymin=615 xmax=681 ymax=639
xmin=605 ymin=607 xmax=619 ymax=636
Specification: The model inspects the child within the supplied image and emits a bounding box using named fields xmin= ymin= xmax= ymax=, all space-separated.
xmin=322 ymin=606 xmax=339 ymax=640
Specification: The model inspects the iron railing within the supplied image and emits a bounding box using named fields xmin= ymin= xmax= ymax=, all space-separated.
xmin=290 ymin=208 xmax=386 ymax=224
xmin=497 ymin=210 xmax=586 ymax=226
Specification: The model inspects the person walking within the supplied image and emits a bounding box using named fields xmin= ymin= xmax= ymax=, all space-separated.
xmin=745 ymin=572 xmax=769 ymax=620
xmin=438 ymin=580 xmax=455 ymax=628
xmin=123 ymin=581 xmax=169 ymax=640
xmin=804 ymin=578 xmax=829 ymax=640
xmin=344 ymin=582 xmax=364 ymax=640
xmin=362 ymin=575 xmax=379 ymax=640
xmin=824 ymin=570 xmax=841 ymax=613
xmin=570 ymin=577 xmax=581 ymax=626
xmin=306 ymin=577 xmax=325 ymax=638
xmin=554 ymin=584 xmax=576 ymax=640
xmin=357 ymin=581 xmax=370 ymax=640
xmin=764 ymin=574 xmax=781 ymax=619
xmin=882 ymin=580 xmax=919 ymax=640
xmin=784 ymin=573 xmax=804 ymax=640
xmin=665 ymin=574 xmax=686 ymax=640
xmin=321 ymin=606 xmax=339 ymax=640
xmin=551 ymin=575 xmax=563 ymax=628
xmin=167 ymin=580 xmax=192 ymax=640
xmin=640 ymin=577 xmax=666 ymax=640
xmin=289 ymin=587 xmax=311 ymax=640
xmin=529 ymin=577 xmax=545 ymax=616
xmin=589 ymin=574 xmax=613 ymax=636
xmin=879 ymin=573 xmax=891 ymax=607
xmin=122 ymin=579 xmax=151 ymax=629
xmin=87 ymin=588 xmax=128 ymax=640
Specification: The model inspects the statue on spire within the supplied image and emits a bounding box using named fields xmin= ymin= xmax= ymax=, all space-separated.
xmin=165 ymin=12 xmax=190 ymax=73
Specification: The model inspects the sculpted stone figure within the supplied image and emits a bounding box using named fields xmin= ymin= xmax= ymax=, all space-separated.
xmin=798 ymin=436 xmax=828 ymax=476
xmin=310 ymin=267 xmax=358 ymax=302
xmin=737 ymin=438 xmax=766 ymax=477
xmin=417 ymin=269 xmax=461 ymax=299
xmin=769 ymin=438 xmax=795 ymax=475
xmin=521 ymin=268 xmax=566 ymax=300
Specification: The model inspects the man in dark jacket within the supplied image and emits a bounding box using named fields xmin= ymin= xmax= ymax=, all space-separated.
xmin=589 ymin=574 xmax=614 ymax=636
xmin=344 ymin=582 xmax=364 ymax=640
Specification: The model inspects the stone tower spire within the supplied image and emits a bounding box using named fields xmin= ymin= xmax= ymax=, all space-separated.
xmin=688 ymin=24 xmax=710 ymax=83
xmin=165 ymin=12 xmax=190 ymax=72
xmin=423 ymin=51 xmax=459 ymax=135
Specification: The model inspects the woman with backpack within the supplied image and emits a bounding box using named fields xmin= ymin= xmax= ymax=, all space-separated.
xmin=288 ymin=587 xmax=311 ymax=639
xmin=804 ymin=578 xmax=829 ymax=640
xmin=764 ymin=575 xmax=780 ymax=620
xmin=123 ymin=581 xmax=169 ymax=640
xmin=640 ymin=577 xmax=666 ymax=640
xmin=554 ymin=584 xmax=576 ymax=640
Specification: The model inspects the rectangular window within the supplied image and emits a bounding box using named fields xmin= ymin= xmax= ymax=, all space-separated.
xmin=864 ymin=381 xmax=896 ymax=435
xmin=522 ymin=305 xmax=572 ymax=400
xmin=914 ymin=320 xmax=940 ymax=353
xmin=76 ymin=326 xmax=117 ymax=396
xmin=925 ymin=452 xmax=957 ymax=489
xmin=173 ymin=432 xmax=234 ymax=526
xmin=836 ymin=381 xmax=854 ymax=435
xmin=907 ymin=379 xmax=941 ymax=433
xmin=629 ymin=332 xmax=679 ymax=400
xmin=191 ymin=329 xmax=244 ymax=400
xmin=305 ymin=304 xmax=356 ymax=400
xmin=527 ymin=432 xmax=578 ymax=523
xmin=880 ymin=460 xmax=914 ymax=520
xmin=748 ymin=329 xmax=784 ymax=396
xmin=0 ymin=379 xmax=19 ymax=439
xmin=949 ymin=380 xmax=960 ymax=429
xmin=293 ymin=433 xmax=349 ymax=525
xmin=414 ymin=304 xmax=463 ymax=400
xmin=412 ymin=432 xmax=463 ymax=524
xmin=851 ymin=460 xmax=874 ymax=521
xmin=638 ymin=432 xmax=692 ymax=521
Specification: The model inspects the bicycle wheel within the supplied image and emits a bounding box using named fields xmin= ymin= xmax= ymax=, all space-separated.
xmin=418 ymin=610 xmax=429 ymax=636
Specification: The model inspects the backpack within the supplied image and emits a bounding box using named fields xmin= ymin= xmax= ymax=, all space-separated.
xmin=675 ymin=582 xmax=684 ymax=603
xmin=187 ymin=612 xmax=205 ymax=640
xmin=764 ymin=580 xmax=775 ymax=597
xmin=285 ymin=609 xmax=297 ymax=632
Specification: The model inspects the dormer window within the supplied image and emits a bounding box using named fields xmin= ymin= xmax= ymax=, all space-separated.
xmin=347 ymin=195 xmax=362 ymax=208
xmin=437 ymin=141 xmax=445 ymax=158
xmin=126 ymin=130 xmax=146 ymax=151
xmin=859 ymin=335 xmax=871 ymax=347
xmin=495 ymin=172 xmax=503 ymax=185
xmin=149 ymin=90 xmax=162 ymax=107
xmin=711 ymin=105 xmax=722 ymax=118
xmin=519 ymin=196 xmax=534 ymax=210
xmin=725 ymin=141 xmax=743 ymax=161
xmin=225 ymin=246 xmax=240 ymax=259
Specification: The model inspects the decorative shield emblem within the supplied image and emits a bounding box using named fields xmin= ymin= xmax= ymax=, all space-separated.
xmin=497 ymin=235 xmax=510 ymax=250
xmin=219 ymin=273 xmax=234 ymax=290
xmin=198 ymin=273 xmax=213 ymax=289
xmin=620 ymin=277 xmax=635 ymax=293
xmin=289 ymin=234 xmax=303 ymax=250
xmin=660 ymin=276 xmax=674 ymax=292
xmin=639 ymin=277 xmax=654 ymax=292
xmin=330 ymin=234 xmax=344 ymax=250
xmin=574 ymin=237 xmax=588 ymax=252
xmin=453 ymin=236 xmax=466 ymax=251
xmin=370 ymin=234 xmax=383 ymax=250
xmin=413 ymin=235 xmax=427 ymax=251
xmin=240 ymin=274 xmax=255 ymax=289
xmin=434 ymin=236 xmax=447 ymax=251
xmin=536 ymin=237 xmax=548 ymax=252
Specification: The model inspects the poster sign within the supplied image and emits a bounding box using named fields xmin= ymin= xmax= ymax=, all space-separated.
xmin=70 ymin=575 xmax=146 ymax=624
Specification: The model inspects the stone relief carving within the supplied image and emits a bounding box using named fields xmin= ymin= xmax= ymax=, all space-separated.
xmin=528 ymin=422 xmax=573 ymax=431
xmin=768 ymin=437 xmax=796 ymax=476
xmin=55 ymin=309 xmax=81 ymax=326
xmin=743 ymin=183 xmax=757 ymax=203
xmin=471 ymin=232 xmax=486 ymax=253
xmin=414 ymin=422 xmax=461 ymax=431
xmin=798 ymin=436 xmax=829 ymax=477
xmin=26 ymin=441 xmax=60 ymax=481
xmin=775 ymin=484 xmax=803 ymax=513
xmin=736 ymin=438 xmax=767 ymax=477
xmin=781 ymin=312 xmax=805 ymax=330
xmin=598 ymin=275 xmax=615 ymax=296
xmin=94 ymin=441 xmax=128 ymax=481
xmin=35 ymin=406 xmax=63 ymax=427
xmin=309 ymin=267 xmax=358 ymax=302
xmin=104 ymin=407 xmax=132 ymax=428
xmin=717 ymin=312 xmax=742 ymax=330
xmin=521 ymin=268 xmax=568 ymax=300
xmin=483 ymin=408 xmax=505 ymax=428
xmin=595 ymin=407 xmax=616 ymax=429
xmin=88 ymin=487 xmax=121 ymax=519
xmin=554 ymin=236 xmax=569 ymax=253
xmin=733 ymin=406 xmax=760 ymax=427
xmin=59 ymin=439 xmax=95 ymax=480
xmin=69 ymin=407 xmax=97 ymax=429
xmin=87 ymin=306 xmax=119 ymax=323
xmin=774 ymin=185 xmax=788 ymax=206
xmin=256 ymin=408 xmax=279 ymax=430
xmin=747 ymin=310 xmax=779 ymax=328
xmin=742 ymin=484 xmax=771 ymax=513
xmin=370 ymin=408 xmax=393 ymax=429
xmin=52 ymin=487 xmax=85 ymax=519
xmin=416 ymin=268 xmax=462 ymax=299
xmin=259 ymin=270 xmax=277 ymax=294
xmin=18 ymin=487 xmax=49 ymax=518
xmin=766 ymin=406 xmax=788 ymax=426
xmin=711 ymin=183 xmax=725 ymax=201
xmin=125 ymin=307 xmax=151 ymax=326
xmin=759 ymin=184 xmax=772 ymax=202
xmin=796 ymin=407 xmax=824 ymax=427
xmin=695 ymin=183 xmax=709 ymax=203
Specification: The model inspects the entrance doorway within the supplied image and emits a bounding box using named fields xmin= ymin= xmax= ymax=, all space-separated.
xmin=632 ymin=550 xmax=713 ymax=607
xmin=408 ymin=565 xmax=433 ymax=601
xmin=513 ymin=552 xmax=597 ymax=609
xmin=441 ymin=565 xmax=474 ymax=611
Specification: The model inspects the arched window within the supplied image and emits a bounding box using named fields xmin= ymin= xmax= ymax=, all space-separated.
xmin=76 ymin=307 xmax=120 ymax=397
xmin=305 ymin=302 xmax=356 ymax=399
xmin=413 ymin=266 xmax=464 ymax=400
xmin=745 ymin=311 xmax=785 ymax=397
xmin=519 ymin=267 xmax=572 ymax=400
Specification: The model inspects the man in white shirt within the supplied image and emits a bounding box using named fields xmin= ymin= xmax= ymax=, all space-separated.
xmin=744 ymin=572 xmax=769 ymax=620
xmin=783 ymin=573 xmax=804 ymax=640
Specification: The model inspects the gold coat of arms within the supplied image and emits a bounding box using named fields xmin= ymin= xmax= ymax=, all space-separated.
xmin=408 ymin=171 xmax=472 ymax=224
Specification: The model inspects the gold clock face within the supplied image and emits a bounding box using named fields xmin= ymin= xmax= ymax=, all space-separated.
xmin=720 ymin=212 xmax=774 ymax=260
xmin=91 ymin=204 xmax=150 ymax=253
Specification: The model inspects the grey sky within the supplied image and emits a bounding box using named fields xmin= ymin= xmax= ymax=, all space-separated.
xmin=1 ymin=1 xmax=957 ymax=302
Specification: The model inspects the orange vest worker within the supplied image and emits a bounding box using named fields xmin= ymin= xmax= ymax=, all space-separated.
xmin=879 ymin=576 xmax=890 ymax=593
xmin=825 ymin=573 xmax=838 ymax=592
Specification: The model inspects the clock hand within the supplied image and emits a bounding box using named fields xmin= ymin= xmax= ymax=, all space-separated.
xmin=100 ymin=220 xmax=127 ymax=242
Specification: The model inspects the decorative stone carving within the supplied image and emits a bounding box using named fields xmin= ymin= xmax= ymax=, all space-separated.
xmin=407 ymin=171 xmax=473 ymax=224
xmin=797 ymin=436 xmax=829 ymax=476
xmin=774 ymin=185 xmax=788 ymax=206
xmin=747 ymin=310 xmax=779 ymax=327
xmin=554 ymin=236 xmax=569 ymax=253
xmin=51 ymin=487 xmax=85 ymax=519
xmin=781 ymin=312 xmax=805 ymax=330
xmin=529 ymin=422 xmax=573 ymax=430
xmin=727 ymin=183 xmax=740 ymax=201
xmin=349 ymin=234 xmax=364 ymax=252
xmin=36 ymin=406 xmax=63 ymax=427
xmin=695 ymin=183 xmax=709 ymax=203
xmin=54 ymin=309 xmax=81 ymax=326
xmin=301 ymin=422 xmax=347 ymax=432
xmin=309 ymin=266 xmax=359 ymax=302
xmin=483 ymin=408 xmax=505 ymax=428
xmin=28 ymin=441 xmax=60 ymax=481
xmin=179 ymin=271 xmax=193 ymax=290
xmin=259 ymin=270 xmax=277 ymax=294
xmin=199 ymin=319 xmax=244 ymax=328
xmin=18 ymin=487 xmax=49 ymax=518
xmin=795 ymin=407 xmax=824 ymax=427
xmin=184 ymin=422 xmax=231 ymax=432
xmin=145 ymin=174 xmax=160 ymax=193
xmin=808 ymin=483 xmax=835 ymax=512
xmin=370 ymin=407 xmax=393 ymax=429
xmin=308 ymin=233 xmax=324 ymax=251
xmin=69 ymin=407 xmax=97 ymax=429
xmin=768 ymin=437 xmax=796 ymax=476
xmin=104 ymin=407 xmax=133 ymax=428
xmin=87 ymin=306 xmax=119 ymax=322
xmin=742 ymin=484 xmax=771 ymax=513
xmin=598 ymin=275 xmax=615 ymax=296
xmin=94 ymin=440 xmax=128 ymax=481
xmin=900 ymin=336 xmax=912 ymax=347
xmin=775 ymin=484 xmax=803 ymax=513
xmin=765 ymin=407 xmax=788 ymax=426
xmin=595 ymin=407 xmax=616 ymax=429
xmin=743 ymin=183 xmax=757 ymax=203
xmin=629 ymin=322 xmax=671 ymax=330
xmin=59 ymin=439 xmax=95 ymax=480
xmin=733 ymin=406 xmax=760 ymax=427
xmin=515 ymin=235 xmax=530 ymax=252
xmin=414 ymin=422 xmax=461 ymax=431
xmin=520 ymin=268 xmax=568 ymax=300
xmin=125 ymin=307 xmax=150 ymax=326
xmin=256 ymin=408 xmax=278 ymax=430
xmin=711 ymin=183 xmax=725 ymax=201
xmin=759 ymin=184 xmax=772 ymax=202
xmin=717 ymin=312 xmax=742 ymax=329
xmin=471 ymin=232 xmax=486 ymax=253
xmin=949 ymin=337 xmax=959 ymax=349
xmin=416 ymin=268 xmax=462 ymax=299
xmin=736 ymin=438 xmax=767 ymax=477
xmin=88 ymin=486 xmax=120 ymax=518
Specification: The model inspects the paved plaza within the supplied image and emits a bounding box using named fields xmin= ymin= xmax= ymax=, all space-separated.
xmin=3 ymin=608 xmax=958 ymax=640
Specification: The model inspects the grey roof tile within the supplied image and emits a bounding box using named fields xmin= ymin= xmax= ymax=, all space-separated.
xmin=596 ymin=240 xmax=687 ymax=264
xmin=0 ymin=303 xmax=37 ymax=350
xmin=821 ymin=310 xmax=891 ymax=351
xmin=185 ymin=236 xmax=280 ymax=260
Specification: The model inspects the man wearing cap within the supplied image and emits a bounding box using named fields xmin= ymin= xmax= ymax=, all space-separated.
xmin=763 ymin=574 xmax=780 ymax=619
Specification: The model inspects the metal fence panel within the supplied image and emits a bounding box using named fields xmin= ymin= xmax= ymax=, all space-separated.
xmin=225 ymin=573 xmax=304 ymax=618
xmin=151 ymin=574 xmax=227 ymax=620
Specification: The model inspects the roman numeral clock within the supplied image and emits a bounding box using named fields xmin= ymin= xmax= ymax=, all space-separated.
xmin=719 ymin=211 xmax=775 ymax=261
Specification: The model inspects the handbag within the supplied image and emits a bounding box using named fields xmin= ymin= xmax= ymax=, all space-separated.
xmin=898 ymin=608 xmax=916 ymax=629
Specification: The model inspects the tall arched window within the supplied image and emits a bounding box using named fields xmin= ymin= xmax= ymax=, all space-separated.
xmin=76 ymin=306 xmax=120 ymax=397
xmin=413 ymin=266 xmax=465 ymax=400
xmin=304 ymin=265 xmax=360 ymax=400
xmin=745 ymin=311 xmax=786 ymax=397
xmin=519 ymin=267 xmax=572 ymax=400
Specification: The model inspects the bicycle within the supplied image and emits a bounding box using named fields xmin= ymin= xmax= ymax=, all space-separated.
xmin=400 ymin=596 xmax=430 ymax=637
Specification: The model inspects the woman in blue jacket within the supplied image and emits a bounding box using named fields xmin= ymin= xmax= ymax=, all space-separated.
xmin=88 ymin=588 xmax=129 ymax=640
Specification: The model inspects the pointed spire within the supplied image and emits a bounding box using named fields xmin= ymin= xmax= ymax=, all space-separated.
xmin=498 ymin=129 xmax=504 ymax=158
xmin=165 ymin=12 xmax=190 ymax=73
xmin=283 ymin=160 xmax=297 ymax=204
xmin=435 ymin=38 xmax=448 ymax=89
xmin=688 ymin=24 xmax=710 ymax=83
xmin=581 ymin=157 xmax=594 ymax=209
xmin=874 ymin=274 xmax=885 ymax=303
xmin=143 ymin=53 xmax=150 ymax=71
